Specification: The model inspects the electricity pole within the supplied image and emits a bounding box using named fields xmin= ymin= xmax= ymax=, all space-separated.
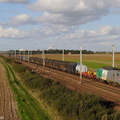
xmin=28 ymin=50 xmax=29 ymax=63
xmin=20 ymin=51 xmax=21 ymax=60
xmin=31 ymin=51 xmax=32 ymax=57
xmin=11 ymin=51 xmax=12 ymax=58
xmin=15 ymin=50 xmax=16 ymax=59
xmin=80 ymin=45 xmax=82 ymax=84
xmin=42 ymin=49 xmax=45 ymax=68
xmin=62 ymin=49 xmax=64 ymax=61
xmin=112 ymin=45 xmax=115 ymax=67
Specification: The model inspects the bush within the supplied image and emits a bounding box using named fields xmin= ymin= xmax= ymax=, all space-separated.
xmin=4 ymin=57 xmax=13 ymax=63
xmin=10 ymin=59 xmax=120 ymax=120
xmin=13 ymin=64 xmax=27 ymax=73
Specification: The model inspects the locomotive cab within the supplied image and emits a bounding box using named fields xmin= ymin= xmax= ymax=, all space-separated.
xmin=96 ymin=67 xmax=120 ymax=85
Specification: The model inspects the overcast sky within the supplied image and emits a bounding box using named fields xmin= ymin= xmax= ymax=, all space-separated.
xmin=0 ymin=0 xmax=120 ymax=51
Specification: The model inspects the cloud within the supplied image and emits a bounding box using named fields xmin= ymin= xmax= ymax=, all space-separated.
xmin=36 ymin=12 xmax=103 ymax=26
xmin=1 ymin=25 xmax=120 ymax=44
xmin=0 ymin=24 xmax=71 ymax=39
xmin=28 ymin=0 xmax=111 ymax=26
xmin=28 ymin=0 xmax=120 ymax=26
xmin=1 ymin=14 xmax=35 ymax=27
xmin=57 ymin=25 xmax=120 ymax=42
xmin=0 ymin=0 xmax=30 ymax=4
xmin=53 ymin=25 xmax=120 ymax=51
xmin=109 ymin=0 xmax=120 ymax=7
xmin=29 ymin=0 xmax=108 ymax=13
xmin=0 ymin=26 xmax=28 ymax=38
xmin=2 ymin=0 xmax=120 ymax=27
xmin=112 ymin=9 xmax=120 ymax=14
xmin=0 ymin=25 xmax=120 ymax=51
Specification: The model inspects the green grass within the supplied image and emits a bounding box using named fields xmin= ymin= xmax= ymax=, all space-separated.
xmin=83 ymin=61 xmax=111 ymax=69
xmin=67 ymin=60 xmax=111 ymax=70
xmin=96 ymin=59 xmax=120 ymax=63
xmin=0 ymin=59 xmax=51 ymax=120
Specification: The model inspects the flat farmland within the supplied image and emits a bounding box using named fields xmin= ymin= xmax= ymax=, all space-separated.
xmin=30 ymin=54 xmax=120 ymax=71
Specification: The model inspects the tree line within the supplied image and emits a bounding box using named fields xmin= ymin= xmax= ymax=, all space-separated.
xmin=7 ymin=49 xmax=120 ymax=55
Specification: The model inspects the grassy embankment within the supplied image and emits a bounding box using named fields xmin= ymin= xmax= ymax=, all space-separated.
xmin=2 ymin=57 xmax=120 ymax=120
xmin=0 ymin=58 xmax=51 ymax=120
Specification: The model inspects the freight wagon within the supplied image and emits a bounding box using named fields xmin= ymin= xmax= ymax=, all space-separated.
xmin=16 ymin=56 xmax=88 ymax=74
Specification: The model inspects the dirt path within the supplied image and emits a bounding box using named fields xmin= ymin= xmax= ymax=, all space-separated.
xmin=0 ymin=62 xmax=19 ymax=120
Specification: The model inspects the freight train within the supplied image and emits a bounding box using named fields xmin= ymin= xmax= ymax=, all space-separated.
xmin=18 ymin=56 xmax=88 ymax=73
xmin=15 ymin=56 xmax=120 ymax=86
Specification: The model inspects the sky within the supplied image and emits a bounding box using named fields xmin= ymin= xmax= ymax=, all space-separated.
xmin=0 ymin=0 xmax=120 ymax=51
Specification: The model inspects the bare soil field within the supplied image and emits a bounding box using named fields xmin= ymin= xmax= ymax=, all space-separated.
xmin=0 ymin=62 xmax=19 ymax=120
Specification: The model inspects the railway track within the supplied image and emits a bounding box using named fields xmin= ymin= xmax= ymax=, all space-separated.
xmin=16 ymin=60 xmax=120 ymax=108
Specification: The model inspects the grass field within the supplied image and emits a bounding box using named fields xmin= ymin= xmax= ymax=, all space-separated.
xmin=30 ymin=54 xmax=120 ymax=70
xmin=1 ymin=58 xmax=51 ymax=120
